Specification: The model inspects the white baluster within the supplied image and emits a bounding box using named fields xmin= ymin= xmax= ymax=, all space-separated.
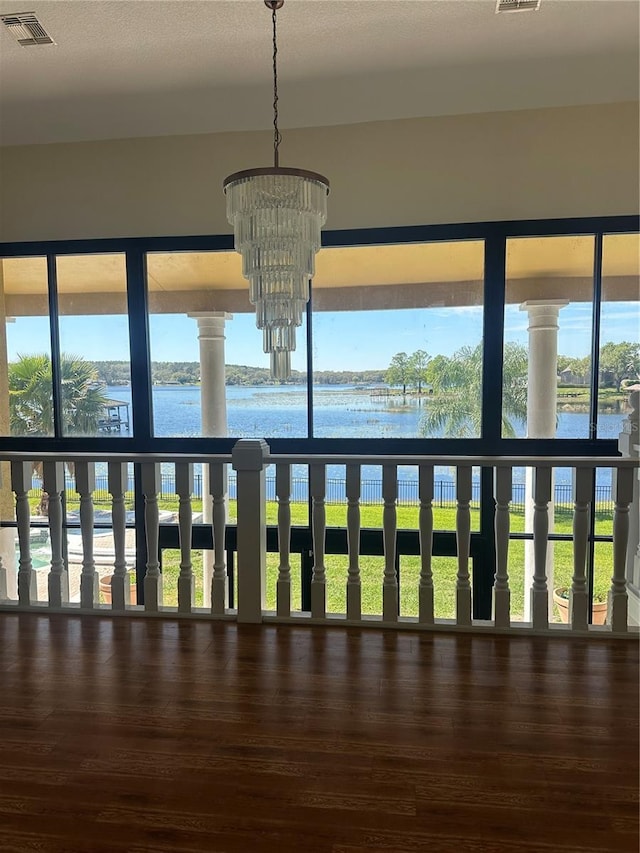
xmin=569 ymin=467 xmax=592 ymax=631
xmin=43 ymin=461 xmax=68 ymax=607
xmin=493 ymin=466 xmax=512 ymax=628
xmin=11 ymin=461 xmax=33 ymax=605
xmin=382 ymin=464 xmax=398 ymax=622
xmin=609 ymin=466 xmax=634 ymax=632
xmin=176 ymin=463 xmax=194 ymax=613
xmin=108 ymin=462 xmax=130 ymax=609
xmin=276 ymin=463 xmax=292 ymax=617
xmin=346 ymin=464 xmax=361 ymax=621
xmin=456 ymin=465 xmax=472 ymax=626
xmin=210 ymin=462 xmax=228 ymax=614
xmin=531 ymin=465 xmax=552 ymax=630
xmin=310 ymin=463 xmax=326 ymax=619
xmin=76 ymin=462 xmax=98 ymax=609
xmin=232 ymin=439 xmax=269 ymax=624
xmin=418 ymin=464 xmax=434 ymax=624
xmin=142 ymin=462 xmax=162 ymax=612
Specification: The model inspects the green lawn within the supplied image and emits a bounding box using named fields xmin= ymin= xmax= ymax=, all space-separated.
xmin=157 ymin=499 xmax=614 ymax=620
xmin=23 ymin=490 xmax=614 ymax=619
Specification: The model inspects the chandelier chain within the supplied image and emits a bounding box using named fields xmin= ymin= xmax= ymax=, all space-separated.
xmin=272 ymin=5 xmax=282 ymax=168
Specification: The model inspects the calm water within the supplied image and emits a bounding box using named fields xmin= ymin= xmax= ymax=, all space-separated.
xmin=108 ymin=383 xmax=627 ymax=441
xmin=103 ymin=384 xmax=628 ymax=492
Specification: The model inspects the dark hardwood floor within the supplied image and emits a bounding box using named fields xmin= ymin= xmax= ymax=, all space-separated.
xmin=0 ymin=614 xmax=637 ymax=853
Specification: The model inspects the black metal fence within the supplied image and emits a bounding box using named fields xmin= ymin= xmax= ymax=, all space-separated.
xmin=48 ymin=474 xmax=615 ymax=513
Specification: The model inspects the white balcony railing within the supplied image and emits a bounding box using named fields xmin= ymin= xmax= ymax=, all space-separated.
xmin=0 ymin=443 xmax=638 ymax=636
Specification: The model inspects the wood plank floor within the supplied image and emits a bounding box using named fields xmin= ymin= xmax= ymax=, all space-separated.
xmin=0 ymin=614 xmax=637 ymax=853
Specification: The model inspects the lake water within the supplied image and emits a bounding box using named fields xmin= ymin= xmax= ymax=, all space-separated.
xmin=108 ymin=383 xmax=627 ymax=441
xmin=101 ymin=385 xmax=628 ymax=494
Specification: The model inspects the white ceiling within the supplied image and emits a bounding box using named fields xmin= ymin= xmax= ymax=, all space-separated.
xmin=0 ymin=0 xmax=638 ymax=146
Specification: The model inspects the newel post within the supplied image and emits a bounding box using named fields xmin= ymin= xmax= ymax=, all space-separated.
xmin=232 ymin=439 xmax=269 ymax=623
xmin=618 ymin=390 xmax=639 ymax=626
xmin=0 ymin=466 xmax=7 ymax=601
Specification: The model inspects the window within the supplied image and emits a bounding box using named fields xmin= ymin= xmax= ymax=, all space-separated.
xmin=503 ymin=235 xmax=596 ymax=439
xmin=56 ymin=253 xmax=132 ymax=437
xmin=146 ymin=251 xmax=309 ymax=439
xmin=312 ymin=240 xmax=485 ymax=438
xmin=597 ymin=233 xmax=640 ymax=438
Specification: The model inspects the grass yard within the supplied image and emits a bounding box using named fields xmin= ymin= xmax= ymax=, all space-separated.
xmin=158 ymin=499 xmax=614 ymax=621
xmin=23 ymin=491 xmax=614 ymax=620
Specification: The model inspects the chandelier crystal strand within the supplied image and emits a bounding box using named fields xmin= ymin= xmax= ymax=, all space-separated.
xmin=223 ymin=0 xmax=329 ymax=380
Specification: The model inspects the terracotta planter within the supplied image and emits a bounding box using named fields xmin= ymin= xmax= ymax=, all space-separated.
xmin=99 ymin=575 xmax=137 ymax=605
xmin=553 ymin=588 xmax=607 ymax=626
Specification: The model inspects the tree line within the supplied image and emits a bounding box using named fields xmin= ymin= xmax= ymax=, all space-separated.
xmin=89 ymin=361 xmax=387 ymax=387
xmin=387 ymin=341 xmax=640 ymax=397
xmin=557 ymin=342 xmax=640 ymax=388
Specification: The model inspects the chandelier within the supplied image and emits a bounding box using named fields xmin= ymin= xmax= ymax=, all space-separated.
xmin=223 ymin=0 xmax=329 ymax=380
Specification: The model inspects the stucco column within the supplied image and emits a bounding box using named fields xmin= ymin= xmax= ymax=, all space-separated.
xmin=520 ymin=299 xmax=568 ymax=621
xmin=188 ymin=312 xmax=232 ymax=607
xmin=0 ymin=263 xmax=17 ymax=600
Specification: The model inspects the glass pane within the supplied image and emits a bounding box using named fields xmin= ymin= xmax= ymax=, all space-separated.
xmin=597 ymin=233 xmax=640 ymax=439
xmin=312 ymin=240 xmax=484 ymax=438
xmin=1 ymin=256 xmax=53 ymax=437
xmin=504 ymin=235 xmax=595 ymax=438
xmin=56 ymin=254 xmax=132 ymax=437
xmin=147 ymin=251 xmax=308 ymax=438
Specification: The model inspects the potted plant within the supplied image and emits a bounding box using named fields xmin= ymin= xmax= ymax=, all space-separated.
xmin=99 ymin=573 xmax=137 ymax=605
xmin=553 ymin=585 xmax=608 ymax=625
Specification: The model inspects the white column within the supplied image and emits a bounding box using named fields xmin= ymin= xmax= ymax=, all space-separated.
xmin=188 ymin=312 xmax=232 ymax=607
xmin=520 ymin=300 xmax=568 ymax=621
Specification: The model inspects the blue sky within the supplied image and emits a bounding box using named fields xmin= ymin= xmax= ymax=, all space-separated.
xmin=6 ymin=302 xmax=639 ymax=372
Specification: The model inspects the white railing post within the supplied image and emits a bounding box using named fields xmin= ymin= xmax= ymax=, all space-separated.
xmin=569 ymin=466 xmax=592 ymax=631
xmin=210 ymin=462 xmax=228 ymax=614
xmin=531 ymin=465 xmax=552 ymax=630
xmin=493 ymin=466 xmax=512 ymax=628
xmin=43 ymin=461 xmax=68 ymax=607
xmin=0 ymin=466 xmax=6 ymax=601
xmin=310 ymin=463 xmax=327 ymax=619
xmin=618 ymin=390 xmax=639 ymax=626
xmin=11 ymin=461 xmax=34 ymax=605
xmin=418 ymin=464 xmax=434 ymax=625
xmin=609 ymin=466 xmax=634 ymax=633
xmin=456 ymin=465 xmax=472 ymax=626
xmin=276 ymin=463 xmax=292 ymax=617
xmin=76 ymin=461 xmax=98 ymax=609
xmin=108 ymin=462 xmax=130 ymax=609
xmin=232 ymin=439 xmax=269 ymax=623
xmin=141 ymin=462 xmax=162 ymax=612
xmin=175 ymin=463 xmax=194 ymax=614
xmin=346 ymin=463 xmax=362 ymax=621
xmin=382 ymin=464 xmax=398 ymax=622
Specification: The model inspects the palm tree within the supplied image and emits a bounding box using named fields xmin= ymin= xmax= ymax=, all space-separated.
xmin=9 ymin=353 xmax=109 ymax=513
xmin=421 ymin=342 xmax=528 ymax=438
xmin=9 ymin=353 xmax=108 ymax=437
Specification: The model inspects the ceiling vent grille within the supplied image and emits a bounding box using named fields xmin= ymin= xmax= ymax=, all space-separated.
xmin=1 ymin=12 xmax=55 ymax=46
xmin=496 ymin=0 xmax=541 ymax=11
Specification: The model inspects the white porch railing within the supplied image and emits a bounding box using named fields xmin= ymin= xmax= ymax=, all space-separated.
xmin=0 ymin=443 xmax=637 ymax=636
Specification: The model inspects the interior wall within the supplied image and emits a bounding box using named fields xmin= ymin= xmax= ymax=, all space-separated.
xmin=0 ymin=101 xmax=637 ymax=243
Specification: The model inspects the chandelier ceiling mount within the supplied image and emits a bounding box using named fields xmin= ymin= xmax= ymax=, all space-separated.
xmin=223 ymin=0 xmax=329 ymax=380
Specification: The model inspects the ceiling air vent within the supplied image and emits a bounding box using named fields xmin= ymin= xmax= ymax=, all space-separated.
xmin=496 ymin=0 xmax=541 ymax=12
xmin=1 ymin=12 xmax=55 ymax=46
